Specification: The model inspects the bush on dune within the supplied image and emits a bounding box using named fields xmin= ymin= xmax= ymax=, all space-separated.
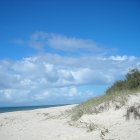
xmin=106 ymin=68 xmax=140 ymax=95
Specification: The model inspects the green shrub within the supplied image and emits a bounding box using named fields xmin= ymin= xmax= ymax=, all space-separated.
xmin=106 ymin=68 xmax=140 ymax=95
xmin=126 ymin=69 xmax=140 ymax=90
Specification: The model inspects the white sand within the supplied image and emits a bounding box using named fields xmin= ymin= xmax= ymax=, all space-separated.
xmin=0 ymin=93 xmax=140 ymax=140
xmin=0 ymin=105 xmax=100 ymax=140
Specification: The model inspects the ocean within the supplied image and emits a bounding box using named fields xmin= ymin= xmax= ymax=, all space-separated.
xmin=0 ymin=104 xmax=68 ymax=113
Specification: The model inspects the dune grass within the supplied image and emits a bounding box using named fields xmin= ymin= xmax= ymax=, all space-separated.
xmin=125 ymin=105 xmax=140 ymax=120
xmin=71 ymin=90 xmax=140 ymax=121
xmin=71 ymin=69 xmax=140 ymax=121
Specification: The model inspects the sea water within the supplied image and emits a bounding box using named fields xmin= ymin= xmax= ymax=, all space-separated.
xmin=0 ymin=104 xmax=67 ymax=113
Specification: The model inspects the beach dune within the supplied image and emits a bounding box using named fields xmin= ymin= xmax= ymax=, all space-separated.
xmin=0 ymin=93 xmax=140 ymax=140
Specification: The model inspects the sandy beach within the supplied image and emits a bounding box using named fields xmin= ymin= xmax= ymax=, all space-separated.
xmin=0 ymin=105 xmax=99 ymax=140
xmin=0 ymin=93 xmax=140 ymax=140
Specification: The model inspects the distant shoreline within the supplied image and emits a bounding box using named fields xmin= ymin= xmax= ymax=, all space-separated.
xmin=0 ymin=104 xmax=72 ymax=113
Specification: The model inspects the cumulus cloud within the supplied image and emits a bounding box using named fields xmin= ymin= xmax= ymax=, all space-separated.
xmin=3 ymin=32 xmax=140 ymax=106
xmin=0 ymin=53 xmax=140 ymax=106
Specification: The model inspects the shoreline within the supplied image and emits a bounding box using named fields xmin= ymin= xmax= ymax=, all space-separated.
xmin=0 ymin=104 xmax=75 ymax=114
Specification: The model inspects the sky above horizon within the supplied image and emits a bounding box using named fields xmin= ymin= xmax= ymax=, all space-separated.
xmin=0 ymin=0 xmax=140 ymax=106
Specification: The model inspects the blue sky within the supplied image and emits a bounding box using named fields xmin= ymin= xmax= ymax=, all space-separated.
xmin=0 ymin=0 xmax=140 ymax=106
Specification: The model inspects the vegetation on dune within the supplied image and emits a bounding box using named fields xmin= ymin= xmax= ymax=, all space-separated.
xmin=106 ymin=68 xmax=140 ymax=94
xmin=125 ymin=105 xmax=140 ymax=120
xmin=71 ymin=68 xmax=140 ymax=121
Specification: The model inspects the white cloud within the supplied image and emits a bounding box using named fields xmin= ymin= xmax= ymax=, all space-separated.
xmin=34 ymin=91 xmax=49 ymax=100
xmin=47 ymin=34 xmax=99 ymax=52
xmin=3 ymin=32 xmax=140 ymax=105
xmin=0 ymin=53 xmax=140 ymax=105
xmin=16 ymin=32 xmax=107 ymax=54
xmin=109 ymin=55 xmax=128 ymax=61
xmin=0 ymin=89 xmax=30 ymax=103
